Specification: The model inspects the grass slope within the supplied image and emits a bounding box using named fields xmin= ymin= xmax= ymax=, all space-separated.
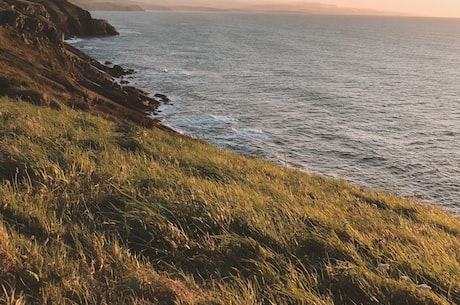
xmin=0 ymin=97 xmax=460 ymax=304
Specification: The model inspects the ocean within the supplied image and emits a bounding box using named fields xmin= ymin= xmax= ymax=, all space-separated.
xmin=71 ymin=12 xmax=460 ymax=213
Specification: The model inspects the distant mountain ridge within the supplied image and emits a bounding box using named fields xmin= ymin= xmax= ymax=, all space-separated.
xmin=69 ymin=0 xmax=404 ymax=16
xmin=71 ymin=0 xmax=144 ymax=11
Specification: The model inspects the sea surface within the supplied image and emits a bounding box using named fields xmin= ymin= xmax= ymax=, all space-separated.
xmin=71 ymin=12 xmax=460 ymax=213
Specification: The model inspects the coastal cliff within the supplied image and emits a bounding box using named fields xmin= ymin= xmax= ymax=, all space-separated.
xmin=0 ymin=0 xmax=165 ymax=127
xmin=1 ymin=1 xmax=460 ymax=305
xmin=1 ymin=0 xmax=118 ymax=38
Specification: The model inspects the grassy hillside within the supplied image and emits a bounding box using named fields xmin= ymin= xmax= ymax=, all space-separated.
xmin=0 ymin=97 xmax=459 ymax=304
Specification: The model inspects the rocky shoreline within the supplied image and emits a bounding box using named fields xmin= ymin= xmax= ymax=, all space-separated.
xmin=0 ymin=0 xmax=171 ymax=129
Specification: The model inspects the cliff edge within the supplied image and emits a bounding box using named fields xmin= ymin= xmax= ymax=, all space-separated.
xmin=0 ymin=0 xmax=164 ymax=127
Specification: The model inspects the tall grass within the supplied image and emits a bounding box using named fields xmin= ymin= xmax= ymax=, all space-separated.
xmin=0 ymin=96 xmax=459 ymax=304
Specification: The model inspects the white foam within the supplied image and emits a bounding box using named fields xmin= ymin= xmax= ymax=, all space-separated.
xmin=235 ymin=128 xmax=270 ymax=141
xmin=65 ymin=38 xmax=84 ymax=44
xmin=209 ymin=114 xmax=238 ymax=124
xmin=80 ymin=45 xmax=95 ymax=50
xmin=119 ymin=29 xmax=142 ymax=35
xmin=146 ymin=114 xmax=185 ymax=134
xmin=140 ymin=68 xmax=191 ymax=80
xmin=167 ymin=69 xmax=192 ymax=78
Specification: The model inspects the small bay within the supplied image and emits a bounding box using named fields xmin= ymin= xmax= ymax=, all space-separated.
xmin=73 ymin=12 xmax=460 ymax=212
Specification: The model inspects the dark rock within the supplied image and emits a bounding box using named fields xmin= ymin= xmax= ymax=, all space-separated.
xmin=154 ymin=93 xmax=171 ymax=104
xmin=111 ymin=65 xmax=124 ymax=77
xmin=107 ymin=64 xmax=135 ymax=78
xmin=87 ymin=18 xmax=118 ymax=36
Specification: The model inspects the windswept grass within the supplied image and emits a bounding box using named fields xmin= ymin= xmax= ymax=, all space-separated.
xmin=0 ymin=96 xmax=459 ymax=304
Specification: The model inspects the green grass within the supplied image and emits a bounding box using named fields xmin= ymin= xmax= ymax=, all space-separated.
xmin=0 ymin=96 xmax=460 ymax=304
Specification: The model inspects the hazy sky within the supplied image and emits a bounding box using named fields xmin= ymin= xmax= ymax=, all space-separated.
xmin=163 ymin=0 xmax=460 ymax=18
xmin=142 ymin=0 xmax=460 ymax=18
xmin=316 ymin=0 xmax=460 ymax=18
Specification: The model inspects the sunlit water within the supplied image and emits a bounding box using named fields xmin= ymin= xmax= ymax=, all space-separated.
xmin=72 ymin=12 xmax=460 ymax=213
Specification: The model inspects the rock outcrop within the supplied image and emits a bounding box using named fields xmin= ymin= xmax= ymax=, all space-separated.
xmin=0 ymin=0 xmax=165 ymax=128
xmin=2 ymin=0 xmax=118 ymax=38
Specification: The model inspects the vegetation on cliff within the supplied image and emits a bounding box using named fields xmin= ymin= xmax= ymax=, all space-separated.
xmin=1 ymin=0 xmax=460 ymax=304
xmin=0 ymin=97 xmax=460 ymax=304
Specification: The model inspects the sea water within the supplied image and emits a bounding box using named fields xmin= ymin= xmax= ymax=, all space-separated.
xmin=72 ymin=12 xmax=460 ymax=213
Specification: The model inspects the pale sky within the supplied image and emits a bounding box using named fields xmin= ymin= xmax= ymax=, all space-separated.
xmin=317 ymin=0 xmax=460 ymax=18
xmin=141 ymin=0 xmax=460 ymax=18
